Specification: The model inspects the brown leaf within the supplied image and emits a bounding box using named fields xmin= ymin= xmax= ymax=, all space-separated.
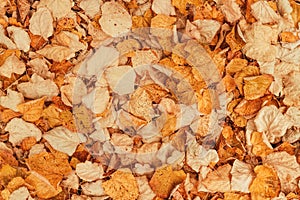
xmin=149 ymin=165 xmax=186 ymax=198
xmin=249 ymin=165 xmax=280 ymax=200
xmin=250 ymin=131 xmax=273 ymax=157
xmin=17 ymin=96 xmax=46 ymax=122
xmin=234 ymin=98 xmax=262 ymax=116
xmin=102 ymin=169 xmax=139 ymax=200
xmin=16 ymin=0 xmax=30 ymax=23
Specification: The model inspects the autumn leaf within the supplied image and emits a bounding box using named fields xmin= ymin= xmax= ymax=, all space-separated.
xmin=249 ymin=165 xmax=280 ymax=200
xmin=102 ymin=169 xmax=139 ymax=200
xmin=17 ymin=96 xmax=46 ymax=122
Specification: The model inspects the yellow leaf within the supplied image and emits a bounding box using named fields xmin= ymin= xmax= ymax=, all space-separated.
xmin=42 ymin=104 xmax=63 ymax=128
xmin=243 ymin=74 xmax=273 ymax=100
xmin=17 ymin=96 xmax=46 ymax=122
xmin=249 ymin=165 xmax=280 ymax=200
xmin=0 ymin=164 xmax=17 ymax=185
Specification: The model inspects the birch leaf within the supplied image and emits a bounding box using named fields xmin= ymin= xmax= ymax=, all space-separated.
xmin=251 ymin=1 xmax=280 ymax=24
xmin=99 ymin=2 xmax=132 ymax=37
xmin=264 ymin=151 xmax=300 ymax=193
xmin=54 ymin=31 xmax=87 ymax=53
xmin=43 ymin=126 xmax=81 ymax=156
xmin=220 ymin=0 xmax=242 ymax=23
xmin=79 ymin=0 xmax=102 ymax=18
xmin=76 ymin=161 xmax=104 ymax=182
xmin=7 ymin=26 xmax=31 ymax=52
xmin=29 ymin=7 xmax=53 ymax=40
xmin=283 ymin=71 xmax=300 ymax=107
xmin=230 ymin=159 xmax=254 ymax=193
xmin=37 ymin=44 xmax=73 ymax=62
xmin=5 ymin=118 xmax=42 ymax=146
xmin=17 ymin=97 xmax=46 ymax=122
xmin=254 ymin=105 xmax=292 ymax=143
xmin=17 ymin=73 xmax=59 ymax=101
xmin=0 ymin=25 xmax=16 ymax=49
xmin=38 ymin=0 xmax=72 ymax=19
xmin=152 ymin=0 xmax=175 ymax=16
xmin=0 ymin=89 xmax=24 ymax=112
xmin=0 ymin=54 xmax=26 ymax=78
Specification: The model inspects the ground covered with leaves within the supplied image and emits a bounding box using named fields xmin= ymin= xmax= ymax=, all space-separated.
xmin=0 ymin=0 xmax=300 ymax=199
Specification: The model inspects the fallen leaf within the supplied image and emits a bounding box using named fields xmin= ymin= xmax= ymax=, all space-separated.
xmin=230 ymin=159 xmax=254 ymax=193
xmin=285 ymin=106 xmax=300 ymax=127
xmin=186 ymin=19 xmax=221 ymax=44
xmin=7 ymin=26 xmax=30 ymax=52
xmin=263 ymin=151 xmax=300 ymax=193
xmin=234 ymin=99 xmax=262 ymax=116
xmin=250 ymin=131 xmax=273 ymax=157
xmin=102 ymin=169 xmax=139 ymax=200
xmin=75 ymin=161 xmax=104 ymax=182
xmin=17 ymin=73 xmax=59 ymax=101
xmin=38 ymin=0 xmax=72 ymax=19
xmin=0 ymin=53 xmax=26 ymax=78
xmin=136 ymin=176 xmax=156 ymax=200
xmin=131 ymin=50 xmax=161 ymax=67
xmin=5 ymin=118 xmax=42 ymax=146
xmin=16 ymin=0 xmax=30 ymax=23
xmin=42 ymin=104 xmax=62 ymax=128
xmin=29 ymin=7 xmax=53 ymax=40
xmin=226 ymin=58 xmax=248 ymax=75
xmin=254 ymin=105 xmax=292 ymax=143
xmin=152 ymin=0 xmax=175 ymax=15
xmin=223 ymin=193 xmax=250 ymax=200
xmin=17 ymin=97 xmax=46 ymax=122
xmin=61 ymin=171 xmax=79 ymax=191
xmin=283 ymin=71 xmax=300 ymax=107
xmin=81 ymin=180 xmax=105 ymax=196
xmin=149 ymin=165 xmax=186 ymax=198
xmin=54 ymin=31 xmax=87 ymax=53
xmin=0 ymin=89 xmax=24 ymax=112
xmin=82 ymin=86 xmax=110 ymax=115
xmin=9 ymin=186 xmax=32 ymax=200
xmin=251 ymin=1 xmax=280 ymax=24
xmin=150 ymin=14 xmax=176 ymax=37
xmin=249 ymin=165 xmax=280 ymax=200
xmin=243 ymin=74 xmax=273 ymax=100
xmin=37 ymin=44 xmax=74 ymax=62
xmin=99 ymin=2 xmax=132 ymax=37
xmin=79 ymin=0 xmax=102 ymax=18
xmin=0 ymin=25 xmax=16 ymax=49
xmin=25 ymin=171 xmax=60 ymax=199
xmin=26 ymin=151 xmax=72 ymax=188
xmin=201 ymin=164 xmax=231 ymax=192
xmin=171 ymin=0 xmax=187 ymax=14
xmin=0 ymin=164 xmax=17 ymax=186
xmin=0 ymin=109 xmax=22 ymax=123
xmin=220 ymin=0 xmax=242 ymax=23
xmin=43 ymin=126 xmax=82 ymax=156
xmin=27 ymin=58 xmax=54 ymax=79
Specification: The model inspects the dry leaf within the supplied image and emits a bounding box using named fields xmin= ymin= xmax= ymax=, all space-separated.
xmin=17 ymin=73 xmax=59 ymax=101
xmin=81 ymin=180 xmax=106 ymax=196
xmin=254 ymin=105 xmax=292 ymax=143
xmin=285 ymin=106 xmax=300 ymax=127
xmin=16 ymin=0 xmax=30 ymax=23
xmin=149 ymin=165 xmax=186 ymax=198
xmin=186 ymin=139 xmax=219 ymax=172
xmin=54 ymin=31 xmax=87 ymax=53
xmin=17 ymin=97 xmax=46 ymax=122
xmin=0 ymin=25 xmax=16 ymax=49
xmin=249 ymin=165 xmax=280 ymax=200
xmin=136 ymin=176 xmax=156 ymax=200
xmin=27 ymin=58 xmax=54 ymax=79
xmin=9 ymin=186 xmax=32 ymax=200
xmin=5 ymin=118 xmax=42 ymax=146
xmin=263 ymin=151 xmax=300 ymax=193
xmin=250 ymin=131 xmax=273 ymax=157
xmin=37 ymin=44 xmax=74 ymax=62
xmin=25 ymin=171 xmax=60 ymax=199
xmin=29 ymin=7 xmax=53 ymax=40
xmin=7 ymin=26 xmax=30 ymax=52
xmin=150 ymin=14 xmax=176 ymax=37
xmin=38 ymin=0 xmax=72 ymax=19
xmin=171 ymin=0 xmax=187 ymax=14
xmin=0 ymin=53 xmax=26 ymax=78
xmin=102 ymin=169 xmax=139 ymax=200
xmin=226 ymin=58 xmax=248 ymax=75
xmin=43 ymin=126 xmax=82 ymax=156
xmin=61 ymin=171 xmax=79 ymax=191
xmin=220 ymin=0 xmax=242 ymax=23
xmin=230 ymin=159 xmax=254 ymax=193
xmin=99 ymin=2 xmax=132 ymax=37
xmin=152 ymin=0 xmax=175 ymax=15
xmin=82 ymin=86 xmax=110 ymax=115
xmin=186 ymin=19 xmax=221 ymax=44
xmin=26 ymin=151 xmax=72 ymax=188
xmin=131 ymin=50 xmax=161 ymax=67
xmin=105 ymin=65 xmax=136 ymax=95
xmin=243 ymin=74 xmax=273 ymax=100
xmin=0 ymin=89 xmax=24 ymax=112
xmin=251 ymin=1 xmax=280 ymax=24
xmin=283 ymin=71 xmax=300 ymax=107
xmin=234 ymin=99 xmax=262 ymax=116
xmin=76 ymin=161 xmax=104 ymax=182
xmin=42 ymin=104 xmax=62 ymax=128
xmin=201 ymin=164 xmax=231 ymax=193
xmin=79 ymin=0 xmax=102 ymax=18
xmin=223 ymin=193 xmax=250 ymax=200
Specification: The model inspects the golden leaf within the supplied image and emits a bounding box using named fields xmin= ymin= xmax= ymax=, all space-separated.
xmin=149 ymin=165 xmax=186 ymax=198
xmin=250 ymin=131 xmax=273 ymax=157
xmin=172 ymin=0 xmax=187 ymax=14
xmin=243 ymin=74 xmax=273 ymax=100
xmin=196 ymin=89 xmax=212 ymax=115
xmin=42 ymin=104 xmax=62 ymax=128
xmin=102 ymin=169 xmax=139 ymax=200
xmin=0 ymin=164 xmax=17 ymax=186
xmin=249 ymin=165 xmax=280 ymax=200
xmin=17 ymin=96 xmax=46 ymax=122
xmin=26 ymin=152 xmax=72 ymax=188
xmin=234 ymin=98 xmax=262 ymax=116
xmin=0 ymin=109 xmax=22 ymax=123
